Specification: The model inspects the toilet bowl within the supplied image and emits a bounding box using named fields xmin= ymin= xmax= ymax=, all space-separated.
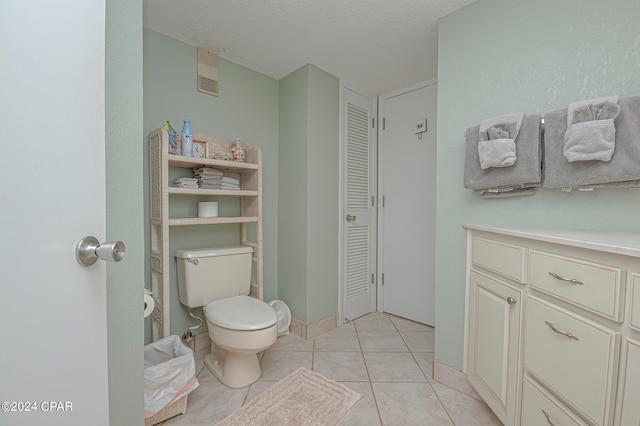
xmin=175 ymin=246 xmax=278 ymax=388
xmin=204 ymin=295 xmax=277 ymax=388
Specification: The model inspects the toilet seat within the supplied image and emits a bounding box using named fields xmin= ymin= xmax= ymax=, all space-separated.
xmin=205 ymin=295 xmax=277 ymax=331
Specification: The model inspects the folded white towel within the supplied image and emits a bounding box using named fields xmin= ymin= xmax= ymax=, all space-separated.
xmin=567 ymin=96 xmax=619 ymax=127
xmin=173 ymin=182 xmax=199 ymax=188
xmin=199 ymin=183 xmax=240 ymax=190
xmin=173 ymin=177 xmax=198 ymax=184
xmin=221 ymin=176 xmax=240 ymax=185
xmin=480 ymin=113 xmax=525 ymax=140
xmin=198 ymin=177 xmax=222 ymax=183
xmin=478 ymin=138 xmax=517 ymax=169
xmin=563 ymin=119 xmax=616 ymax=162
xmin=193 ymin=167 xmax=223 ymax=176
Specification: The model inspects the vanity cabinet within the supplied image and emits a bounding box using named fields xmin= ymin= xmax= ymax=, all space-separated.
xmin=467 ymin=236 xmax=525 ymax=425
xmin=148 ymin=128 xmax=263 ymax=340
xmin=466 ymin=227 xmax=640 ymax=426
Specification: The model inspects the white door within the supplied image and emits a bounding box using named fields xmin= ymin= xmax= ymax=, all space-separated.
xmin=342 ymin=88 xmax=376 ymax=321
xmin=378 ymin=83 xmax=437 ymax=325
xmin=0 ymin=2 xmax=110 ymax=425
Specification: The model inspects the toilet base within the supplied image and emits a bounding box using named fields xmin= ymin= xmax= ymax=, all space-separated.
xmin=204 ymin=351 xmax=262 ymax=388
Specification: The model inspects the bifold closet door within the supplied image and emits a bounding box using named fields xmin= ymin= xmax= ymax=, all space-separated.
xmin=342 ymin=88 xmax=376 ymax=321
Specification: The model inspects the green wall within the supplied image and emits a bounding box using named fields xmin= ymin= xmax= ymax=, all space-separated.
xmin=306 ymin=66 xmax=340 ymax=322
xmin=436 ymin=0 xmax=640 ymax=370
xmin=106 ymin=0 xmax=144 ymax=423
xmin=278 ymin=66 xmax=310 ymax=321
xmin=143 ymin=30 xmax=280 ymax=339
xmin=278 ymin=64 xmax=341 ymax=324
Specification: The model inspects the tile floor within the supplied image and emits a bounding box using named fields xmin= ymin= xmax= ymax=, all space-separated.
xmin=160 ymin=312 xmax=501 ymax=425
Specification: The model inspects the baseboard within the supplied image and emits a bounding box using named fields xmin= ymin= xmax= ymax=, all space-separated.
xmin=433 ymin=361 xmax=483 ymax=401
xmin=290 ymin=313 xmax=338 ymax=340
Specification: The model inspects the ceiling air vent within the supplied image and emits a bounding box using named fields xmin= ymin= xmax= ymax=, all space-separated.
xmin=197 ymin=48 xmax=219 ymax=96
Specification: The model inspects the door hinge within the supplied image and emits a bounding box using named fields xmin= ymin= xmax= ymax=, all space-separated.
xmin=371 ymin=195 xmax=375 ymax=207
xmin=382 ymin=273 xmax=385 ymax=285
xmin=383 ymin=117 xmax=386 ymax=130
xmin=371 ymin=273 xmax=374 ymax=284
xmin=372 ymin=117 xmax=375 ymax=128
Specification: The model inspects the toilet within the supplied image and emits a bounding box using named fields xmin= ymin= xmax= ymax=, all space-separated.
xmin=175 ymin=246 xmax=277 ymax=388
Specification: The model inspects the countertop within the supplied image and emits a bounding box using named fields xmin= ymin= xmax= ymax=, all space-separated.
xmin=464 ymin=225 xmax=640 ymax=258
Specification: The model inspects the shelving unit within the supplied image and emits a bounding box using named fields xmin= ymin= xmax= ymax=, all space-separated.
xmin=148 ymin=128 xmax=263 ymax=340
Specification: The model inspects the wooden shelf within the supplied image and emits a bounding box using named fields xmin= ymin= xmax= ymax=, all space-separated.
xmin=168 ymin=187 xmax=259 ymax=197
xmin=148 ymin=127 xmax=264 ymax=341
xmin=168 ymin=154 xmax=259 ymax=171
xmin=168 ymin=216 xmax=259 ymax=226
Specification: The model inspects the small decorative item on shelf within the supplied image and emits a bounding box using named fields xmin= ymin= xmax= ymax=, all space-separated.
xmin=208 ymin=139 xmax=232 ymax=161
xmin=182 ymin=119 xmax=193 ymax=157
xmin=231 ymin=138 xmax=246 ymax=162
xmin=192 ymin=141 xmax=208 ymax=159
xmin=164 ymin=121 xmax=180 ymax=155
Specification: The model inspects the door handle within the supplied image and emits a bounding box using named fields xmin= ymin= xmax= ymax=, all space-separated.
xmin=346 ymin=214 xmax=356 ymax=222
xmin=76 ymin=236 xmax=126 ymax=267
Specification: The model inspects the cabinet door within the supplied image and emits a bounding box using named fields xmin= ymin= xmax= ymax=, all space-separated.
xmin=618 ymin=339 xmax=640 ymax=426
xmin=467 ymin=269 xmax=523 ymax=425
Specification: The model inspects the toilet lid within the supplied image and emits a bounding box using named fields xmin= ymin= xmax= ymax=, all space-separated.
xmin=205 ymin=295 xmax=277 ymax=331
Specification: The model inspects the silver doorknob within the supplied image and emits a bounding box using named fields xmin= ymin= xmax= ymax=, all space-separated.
xmin=76 ymin=236 xmax=126 ymax=267
xmin=346 ymin=214 xmax=356 ymax=222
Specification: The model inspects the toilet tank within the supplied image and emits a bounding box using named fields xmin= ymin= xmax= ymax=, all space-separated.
xmin=175 ymin=246 xmax=253 ymax=308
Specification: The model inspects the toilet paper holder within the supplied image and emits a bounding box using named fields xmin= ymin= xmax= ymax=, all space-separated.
xmin=76 ymin=236 xmax=126 ymax=267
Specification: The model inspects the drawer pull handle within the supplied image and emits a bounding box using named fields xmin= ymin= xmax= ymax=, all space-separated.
xmin=548 ymin=272 xmax=583 ymax=285
xmin=541 ymin=409 xmax=556 ymax=426
xmin=506 ymin=296 xmax=517 ymax=305
xmin=545 ymin=321 xmax=579 ymax=340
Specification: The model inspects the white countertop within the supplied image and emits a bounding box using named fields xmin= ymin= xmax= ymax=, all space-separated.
xmin=464 ymin=225 xmax=640 ymax=258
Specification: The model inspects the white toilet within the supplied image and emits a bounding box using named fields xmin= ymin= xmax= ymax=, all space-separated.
xmin=175 ymin=246 xmax=277 ymax=388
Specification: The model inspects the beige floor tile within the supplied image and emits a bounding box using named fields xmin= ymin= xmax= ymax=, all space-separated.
xmin=400 ymin=330 xmax=435 ymax=352
xmin=315 ymin=327 xmax=361 ymax=352
xmin=353 ymin=312 xmax=396 ymax=331
xmin=162 ymin=368 xmax=247 ymax=425
xmin=313 ymin=351 xmax=369 ymax=381
xmin=244 ymin=380 xmax=277 ymax=403
xmin=413 ymin=352 xmax=435 ymax=381
xmin=389 ymin=314 xmax=435 ymax=332
xmin=268 ymin=332 xmax=314 ymax=351
xmin=364 ymin=352 xmax=427 ymax=382
xmin=372 ymin=382 xmax=453 ymax=426
xmin=358 ymin=330 xmax=409 ymax=352
xmin=156 ymin=313 xmax=500 ymax=426
xmin=259 ymin=350 xmax=312 ymax=380
xmin=337 ymin=382 xmax=381 ymax=426
xmin=431 ymin=383 xmax=502 ymax=425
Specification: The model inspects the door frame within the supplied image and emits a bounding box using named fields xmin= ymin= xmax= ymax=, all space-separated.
xmin=338 ymin=84 xmax=378 ymax=325
xmin=376 ymin=79 xmax=437 ymax=312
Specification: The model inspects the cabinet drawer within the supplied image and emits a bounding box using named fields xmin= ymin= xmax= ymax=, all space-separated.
xmin=529 ymin=250 xmax=624 ymax=321
xmin=521 ymin=376 xmax=587 ymax=426
xmin=524 ymin=295 xmax=619 ymax=425
xmin=631 ymin=274 xmax=640 ymax=332
xmin=472 ymin=237 xmax=526 ymax=283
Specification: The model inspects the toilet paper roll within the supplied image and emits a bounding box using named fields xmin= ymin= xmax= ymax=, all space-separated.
xmin=198 ymin=201 xmax=219 ymax=218
xmin=144 ymin=293 xmax=155 ymax=318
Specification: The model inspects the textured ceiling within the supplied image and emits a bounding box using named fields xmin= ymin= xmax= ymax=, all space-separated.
xmin=143 ymin=0 xmax=475 ymax=95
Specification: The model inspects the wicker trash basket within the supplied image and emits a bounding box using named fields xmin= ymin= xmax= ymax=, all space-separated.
xmin=145 ymin=395 xmax=189 ymax=426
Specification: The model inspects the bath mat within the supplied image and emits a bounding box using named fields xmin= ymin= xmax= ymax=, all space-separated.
xmin=216 ymin=367 xmax=361 ymax=426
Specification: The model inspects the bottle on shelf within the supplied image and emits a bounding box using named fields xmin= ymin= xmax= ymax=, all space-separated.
xmin=231 ymin=137 xmax=246 ymax=162
xmin=182 ymin=119 xmax=193 ymax=157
